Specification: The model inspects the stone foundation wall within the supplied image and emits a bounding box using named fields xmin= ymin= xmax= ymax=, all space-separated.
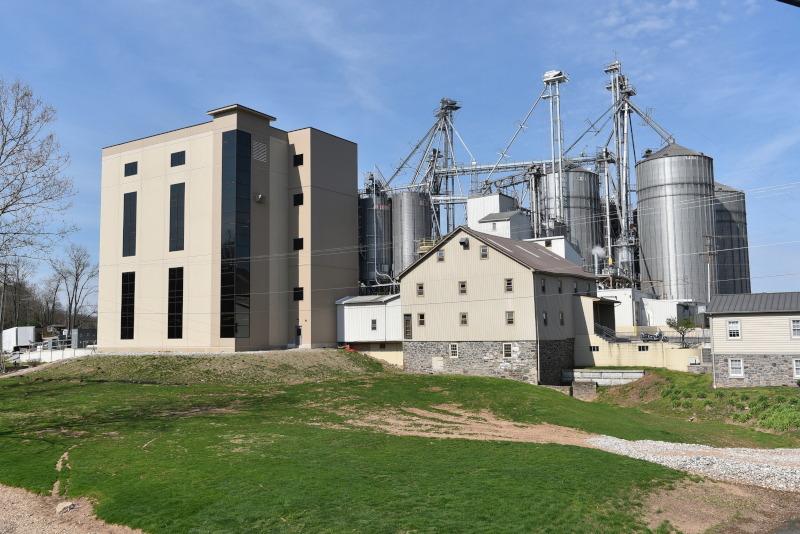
xmin=686 ymin=365 xmax=711 ymax=375
xmin=403 ymin=341 xmax=538 ymax=383
xmin=539 ymin=339 xmax=575 ymax=386
xmin=713 ymin=354 xmax=800 ymax=388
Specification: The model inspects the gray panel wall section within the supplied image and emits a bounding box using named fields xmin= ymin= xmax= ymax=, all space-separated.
xmin=636 ymin=153 xmax=715 ymax=302
xmin=391 ymin=192 xmax=432 ymax=275
xmin=714 ymin=184 xmax=751 ymax=294
xmin=358 ymin=193 xmax=392 ymax=283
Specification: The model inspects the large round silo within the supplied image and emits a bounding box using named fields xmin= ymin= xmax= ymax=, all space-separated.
xmin=358 ymin=192 xmax=392 ymax=283
xmin=391 ymin=191 xmax=432 ymax=274
xmin=635 ymin=143 xmax=715 ymax=302
xmin=714 ymin=182 xmax=751 ymax=294
xmin=542 ymin=166 xmax=602 ymax=268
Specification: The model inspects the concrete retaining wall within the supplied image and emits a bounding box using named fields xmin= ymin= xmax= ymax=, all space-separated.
xmin=562 ymin=369 xmax=644 ymax=386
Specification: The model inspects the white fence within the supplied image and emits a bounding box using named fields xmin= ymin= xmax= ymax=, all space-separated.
xmin=13 ymin=347 xmax=95 ymax=364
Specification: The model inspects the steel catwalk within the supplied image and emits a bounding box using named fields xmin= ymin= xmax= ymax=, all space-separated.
xmin=714 ymin=182 xmax=751 ymax=294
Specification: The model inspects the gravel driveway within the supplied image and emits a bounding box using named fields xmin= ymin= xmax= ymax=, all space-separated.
xmin=589 ymin=436 xmax=800 ymax=492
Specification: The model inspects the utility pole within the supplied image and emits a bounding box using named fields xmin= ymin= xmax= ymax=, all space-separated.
xmin=0 ymin=264 xmax=7 ymax=374
xmin=704 ymin=235 xmax=716 ymax=304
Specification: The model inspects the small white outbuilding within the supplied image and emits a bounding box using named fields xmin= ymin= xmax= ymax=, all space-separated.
xmin=336 ymin=294 xmax=402 ymax=366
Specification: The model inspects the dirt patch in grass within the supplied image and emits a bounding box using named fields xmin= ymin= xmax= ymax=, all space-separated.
xmin=599 ymin=372 xmax=669 ymax=407
xmin=643 ymin=479 xmax=800 ymax=534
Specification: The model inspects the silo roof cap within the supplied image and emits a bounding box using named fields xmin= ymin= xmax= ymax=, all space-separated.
xmin=639 ymin=143 xmax=705 ymax=162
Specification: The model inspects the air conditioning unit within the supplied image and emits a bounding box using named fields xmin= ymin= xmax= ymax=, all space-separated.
xmin=688 ymin=356 xmax=700 ymax=365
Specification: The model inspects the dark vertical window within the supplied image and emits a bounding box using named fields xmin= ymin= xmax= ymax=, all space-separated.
xmin=122 ymin=192 xmax=137 ymax=257
xmin=293 ymin=238 xmax=304 ymax=251
xmin=293 ymin=193 xmax=304 ymax=206
xmin=169 ymin=183 xmax=185 ymax=252
xmin=170 ymin=151 xmax=186 ymax=167
xmin=293 ymin=154 xmax=304 ymax=166
xmin=220 ymin=130 xmax=251 ymax=338
xmin=120 ymin=272 xmax=135 ymax=339
xmin=293 ymin=287 xmax=304 ymax=301
xmin=124 ymin=161 xmax=138 ymax=177
xmin=168 ymin=267 xmax=184 ymax=339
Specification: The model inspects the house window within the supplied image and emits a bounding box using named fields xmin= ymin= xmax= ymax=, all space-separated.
xmin=460 ymin=313 xmax=468 ymax=326
xmin=729 ymin=358 xmax=744 ymax=377
xmin=590 ymin=346 xmax=600 ymax=352
xmin=541 ymin=278 xmax=546 ymax=294
xmin=371 ymin=319 xmax=377 ymax=331
xmin=293 ymin=287 xmax=304 ymax=301
xmin=727 ymin=321 xmax=741 ymax=339
xmin=506 ymin=311 xmax=514 ymax=325
xmin=418 ymin=313 xmax=425 ymax=327
xmin=573 ymin=281 xmax=578 ymax=294
xmin=505 ymin=279 xmax=513 ymax=293
xmin=492 ymin=222 xmax=496 ymax=231
xmin=167 ymin=267 xmax=183 ymax=339
xmin=170 ymin=151 xmax=186 ymax=167
xmin=480 ymin=246 xmax=488 ymax=259
xmin=449 ymin=343 xmax=458 ymax=358
xmin=638 ymin=345 xmax=649 ymax=352
xmin=380 ymin=343 xmax=386 ymax=349
xmin=294 ymin=193 xmax=304 ymax=206
xmin=417 ymin=283 xmax=424 ymax=297
xmin=404 ymin=314 xmax=412 ymax=339
xmin=122 ymin=191 xmax=137 ymax=257
xmin=459 ymin=281 xmax=467 ymax=295
xmin=124 ymin=161 xmax=138 ymax=177
xmin=293 ymin=154 xmax=304 ymax=166
xmin=438 ymin=250 xmax=445 ymax=262
xmin=293 ymin=238 xmax=304 ymax=251
xmin=169 ymin=183 xmax=185 ymax=252
xmin=794 ymin=359 xmax=800 ymax=378
xmin=558 ymin=281 xmax=562 ymax=294
xmin=542 ymin=311 xmax=548 ymax=326
xmin=586 ymin=282 xmax=590 ymax=293
xmin=120 ymin=272 xmax=135 ymax=340
xmin=503 ymin=343 xmax=512 ymax=358
xmin=792 ymin=320 xmax=800 ymax=339
xmin=559 ymin=311 xmax=564 ymax=326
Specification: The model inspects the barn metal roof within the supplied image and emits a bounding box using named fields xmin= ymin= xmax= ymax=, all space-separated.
xmin=478 ymin=211 xmax=524 ymax=223
xmin=335 ymin=294 xmax=400 ymax=305
xmin=706 ymin=293 xmax=800 ymax=314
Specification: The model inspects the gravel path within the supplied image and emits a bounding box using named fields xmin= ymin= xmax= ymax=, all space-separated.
xmin=589 ymin=436 xmax=800 ymax=492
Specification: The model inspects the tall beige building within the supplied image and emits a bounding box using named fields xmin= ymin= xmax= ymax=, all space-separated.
xmin=98 ymin=105 xmax=358 ymax=352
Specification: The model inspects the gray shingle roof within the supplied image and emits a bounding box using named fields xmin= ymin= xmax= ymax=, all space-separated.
xmin=706 ymin=293 xmax=800 ymax=314
xmin=478 ymin=211 xmax=524 ymax=223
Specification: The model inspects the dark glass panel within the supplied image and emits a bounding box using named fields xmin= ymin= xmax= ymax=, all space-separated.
xmin=222 ymin=211 xmax=235 ymax=224
xmin=236 ymin=130 xmax=251 ymax=146
xmin=222 ymin=169 xmax=236 ymax=184
xmin=222 ymin=183 xmax=236 ymax=199
xmin=222 ymin=130 xmax=236 ymax=144
xmin=236 ymin=197 xmax=250 ymax=213
xmin=236 ymin=170 xmax=250 ymax=185
xmin=236 ymin=212 xmax=250 ymax=225
xmin=222 ymin=155 xmax=236 ymax=171
xmin=222 ymin=197 xmax=236 ymax=213
xmin=235 ymin=325 xmax=250 ymax=338
xmin=222 ymin=143 xmax=236 ymax=157
xmin=236 ymin=155 xmax=251 ymax=171
xmin=220 ymin=298 xmax=235 ymax=313
xmin=220 ymin=325 xmax=235 ymax=338
xmin=235 ymin=273 xmax=250 ymax=294
xmin=221 ymin=245 xmax=236 ymax=260
xmin=221 ymin=284 xmax=235 ymax=297
xmin=235 ymin=313 xmax=250 ymax=326
xmin=220 ymin=272 xmax=234 ymax=287
xmin=236 ymin=233 xmax=250 ymax=249
xmin=236 ymin=183 xmax=250 ymax=199
xmin=236 ymin=245 xmax=250 ymax=259
xmin=221 ymin=313 xmax=235 ymax=326
xmin=235 ymin=296 xmax=250 ymax=313
xmin=293 ymin=193 xmax=303 ymax=206
xmin=236 ymin=224 xmax=250 ymax=236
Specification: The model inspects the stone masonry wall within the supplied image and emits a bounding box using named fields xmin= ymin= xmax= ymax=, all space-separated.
xmin=403 ymin=341 xmax=538 ymax=384
xmin=538 ymin=339 xmax=575 ymax=386
xmin=713 ymin=354 xmax=800 ymax=388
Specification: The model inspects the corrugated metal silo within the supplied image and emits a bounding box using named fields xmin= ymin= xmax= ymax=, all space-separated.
xmin=358 ymin=192 xmax=392 ymax=283
xmin=714 ymin=182 xmax=751 ymax=294
xmin=635 ymin=143 xmax=715 ymax=302
xmin=391 ymin=191 xmax=432 ymax=274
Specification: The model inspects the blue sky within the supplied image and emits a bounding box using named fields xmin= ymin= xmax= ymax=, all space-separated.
xmin=1 ymin=0 xmax=799 ymax=292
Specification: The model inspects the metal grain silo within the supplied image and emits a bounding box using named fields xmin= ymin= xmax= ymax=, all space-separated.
xmin=635 ymin=143 xmax=715 ymax=302
xmin=543 ymin=166 xmax=602 ymax=268
xmin=358 ymin=192 xmax=392 ymax=283
xmin=391 ymin=191 xmax=432 ymax=274
xmin=714 ymin=182 xmax=751 ymax=294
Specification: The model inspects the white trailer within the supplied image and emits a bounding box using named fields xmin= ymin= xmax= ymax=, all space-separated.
xmin=2 ymin=326 xmax=36 ymax=352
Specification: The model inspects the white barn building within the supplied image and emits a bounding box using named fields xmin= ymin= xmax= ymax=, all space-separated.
xmin=336 ymin=295 xmax=402 ymax=365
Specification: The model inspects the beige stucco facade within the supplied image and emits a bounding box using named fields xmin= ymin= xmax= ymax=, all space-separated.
xmin=97 ymin=105 xmax=357 ymax=352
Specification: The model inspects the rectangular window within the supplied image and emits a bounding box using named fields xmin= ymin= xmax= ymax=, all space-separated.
xmin=438 ymin=250 xmax=445 ymax=262
xmin=480 ymin=246 xmax=488 ymax=259
xmin=170 ymin=151 xmax=186 ymax=167
xmin=124 ymin=161 xmax=138 ymax=177
xmin=638 ymin=345 xmax=649 ymax=352
xmin=503 ymin=343 xmax=512 ymax=358
xmin=590 ymin=345 xmax=600 ymax=352
xmin=293 ymin=154 xmax=304 ymax=166
xmin=418 ymin=313 xmax=425 ymax=327
xmin=506 ymin=311 xmax=514 ymax=325
xmin=120 ymin=272 xmax=135 ymax=340
xmin=541 ymin=278 xmax=546 ymax=294
xmin=492 ymin=222 xmax=496 ymax=231
xmin=294 ymin=193 xmax=304 ymax=206
xmin=169 ymin=183 xmax=185 ymax=252
xmin=557 ymin=280 xmax=562 ymax=294
xmin=380 ymin=343 xmax=386 ymax=349
xmin=293 ymin=287 xmax=304 ymax=301
xmin=417 ymin=283 xmax=424 ymax=297
xmin=794 ymin=359 xmax=800 ymax=379
xmin=559 ymin=311 xmax=564 ymax=326
xmin=542 ymin=311 xmax=548 ymax=326
xmin=122 ymin=192 xmax=137 ymax=257
xmin=792 ymin=320 xmax=800 ymax=339
xmin=168 ymin=267 xmax=183 ymax=339
xmin=586 ymin=282 xmax=590 ymax=293
xmin=293 ymin=238 xmax=304 ymax=251
xmin=505 ymin=278 xmax=513 ymax=293
xmin=727 ymin=320 xmax=741 ymax=339
xmin=371 ymin=319 xmax=377 ymax=331
xmin=459 ymin=281 xmax=467 ymax=295
xmin=729 ymin=358 xmax=744 ymax=377
xmin=573 ymin=281 xmax=578 ymax=294
xmin=460 ymin=313 xmax=468 ymax=326
xmin=404 ymin=314 xmax=412 ymax=339
xmin=449 ymin=343 xmax=458 ymax=358
xmin=220 ymin=130 xmax=251 ymax=338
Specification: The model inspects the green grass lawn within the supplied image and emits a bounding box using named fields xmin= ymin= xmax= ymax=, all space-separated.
xmin=1 ymin=353 xmax=798 ymax=532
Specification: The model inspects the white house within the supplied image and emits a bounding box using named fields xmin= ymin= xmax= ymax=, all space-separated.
xmin=336 ymin=295 xmax=402 ymax=365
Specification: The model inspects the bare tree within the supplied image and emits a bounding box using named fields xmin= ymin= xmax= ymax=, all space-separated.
xmin=0 ymin=77 xmax=77 ymax=259
xmin=8 ymin=257 xmax=36 ymax=327
xmin=32 ymin=273 xmax=64 ymax=327
xmin=50 ymin=244 xmax=98 ymax=333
